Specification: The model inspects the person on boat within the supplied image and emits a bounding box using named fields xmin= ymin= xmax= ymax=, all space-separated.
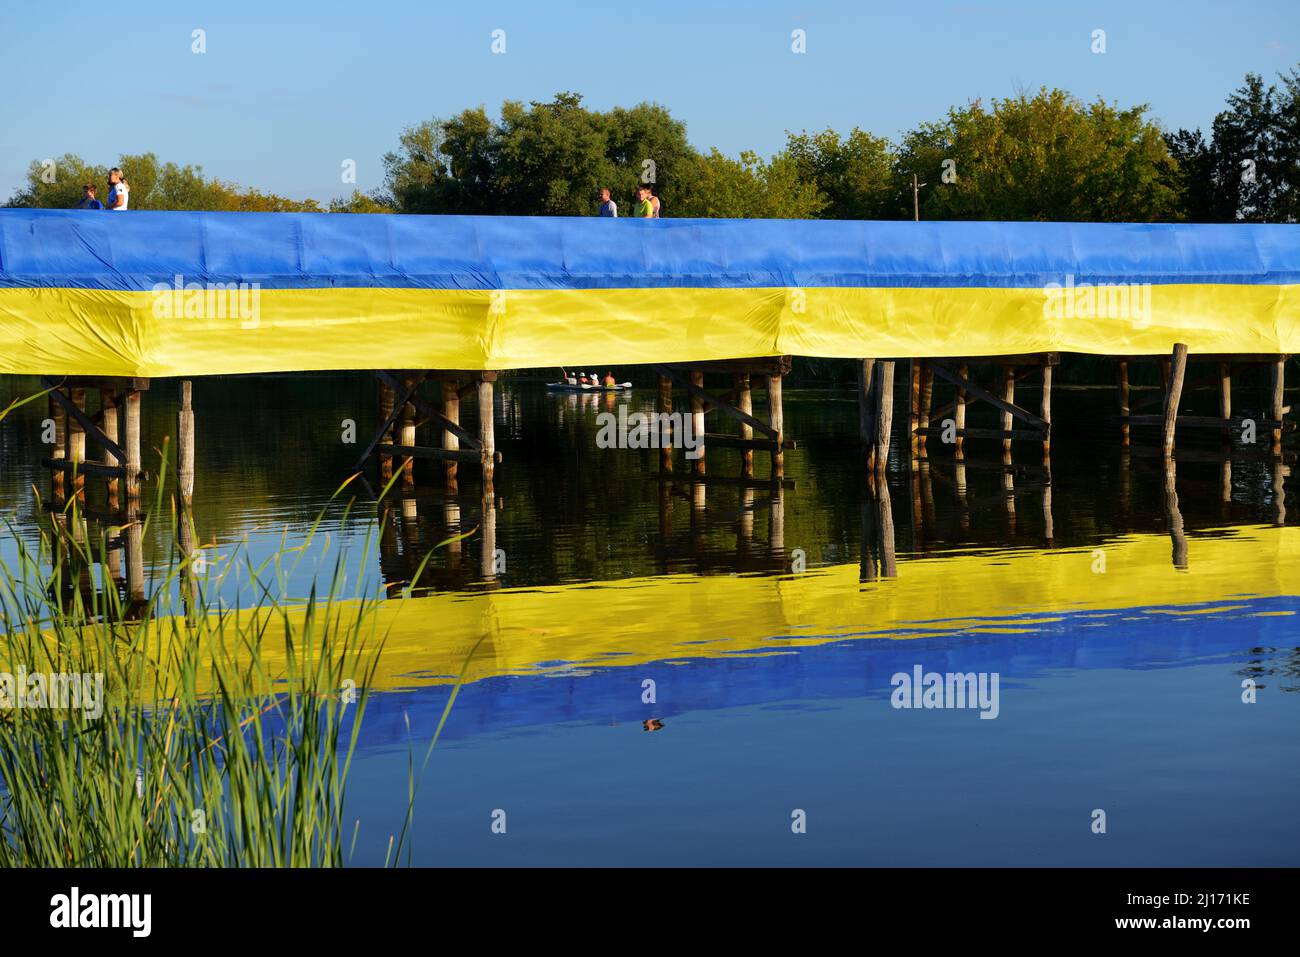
xmin=106 ymin=168 xmax=130 ymax=210
xmin=73 ymin=184 xmax=103 ymax=209
xmin=634 ymin=186 xmax=654 ymax=218
xmin=603 ymin=371 xmax=616 ymax=388
xmin=598 ymin=188 xmax=617 ymax=217
xmin=649 ymin=188 xmax=661 ymax=218
xmin=566 ymin=371 xmax=578 ymax=385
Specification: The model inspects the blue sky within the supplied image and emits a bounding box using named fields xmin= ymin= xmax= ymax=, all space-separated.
xmin=2 ymin=0 xmax=1297 ymax=204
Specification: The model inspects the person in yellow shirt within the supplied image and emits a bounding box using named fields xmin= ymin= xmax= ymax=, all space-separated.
xmin=634 ymin=186 xmax=654 ymax=218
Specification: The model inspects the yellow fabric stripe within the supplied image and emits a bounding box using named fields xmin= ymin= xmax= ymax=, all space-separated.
xmin=1 ymin=283 xmax=1295 ymax=376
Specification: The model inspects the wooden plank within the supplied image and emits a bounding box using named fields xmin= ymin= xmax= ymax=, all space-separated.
xmin=662 ymin=356 xmax=792 ymax=376
xmin=914 ymin=427 xmax=1047 ymax=440
xmin=41 ymin=458 xmax=126 ymax=479
xmin=653 ymin=365 xmax=777 ymax=439
xmin=375 ymin=444 xmax=494 ymax=463
xmin=1122 ymin=415 xmax=1293 ymax=430
xmin=700 ymin=433 xmax=796 ymax=451
xmin=928 ymin=362 xmax=1050 ymax=431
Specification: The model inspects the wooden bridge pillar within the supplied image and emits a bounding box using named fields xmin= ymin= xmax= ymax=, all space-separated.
xmin=735 ymin=373 xmax=753 ymax=478
xmin=1271 ymin=357 xmax=1287 ymax=455
xmin=767 ymin=372 xmax=784 ymax=478
xmin=657 ymin=374 xmax=673 ymax=473
xmin=1117 ymin=360 xmax=1131 ymax=446
xmin=1161 ymin=343 xmax=1189 ymax=460
xmin=873 ymin=360 xmax=894 ymax=475
xmin=376 ymin=378 xmax=395 ymax=483
xmin=441 ymin=380 xmax=460 ymax=488
xmin=690 ymin=370 xmax=706 ymax=476
xmin=178 ymin=380 xmax=195 ymax=503
xmin=48 ymin=392 xmax=66 ymax=505
xmin=68 ymin=387 xmax=86 ymax=498
xmin=124 ymin=388 xmax=142 ymax=501
xmin=954 ymin=363 xmax=968 ymax=457
xmin=478 ymin=376 xmax=496 ymax=494
xmin=101 ymin=388 xmax=119 ymax=504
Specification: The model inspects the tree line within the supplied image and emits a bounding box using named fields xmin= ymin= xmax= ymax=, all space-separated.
xmin=8 ymin=68 xmax=1298 ymax=222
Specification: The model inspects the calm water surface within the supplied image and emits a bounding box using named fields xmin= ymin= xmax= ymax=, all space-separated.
xmin=1 ymin=371 xmax=1297 ymax=865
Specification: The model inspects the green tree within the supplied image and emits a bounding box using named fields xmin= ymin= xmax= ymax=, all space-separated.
xmin=785 ymin=128 xmax=895 ymax=219
xmin=895 ymin=88 xmax=1182 ymax=222
xmin=672 ymin=148 xmax=825 ymax=218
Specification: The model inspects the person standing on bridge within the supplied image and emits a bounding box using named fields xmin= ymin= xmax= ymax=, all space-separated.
xmin=634 ymin=185 xmax=654 ymax=218
xmin=73 ymin=184 xmax=103 ymax=209
xmin=598 ymin=187 xmax=618 ymax=217
xmin=106 ymin=168 xmax=130 ymax=210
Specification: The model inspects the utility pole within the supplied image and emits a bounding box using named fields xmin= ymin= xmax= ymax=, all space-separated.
xmin=912 ymin=173 xmax=927 ymax=222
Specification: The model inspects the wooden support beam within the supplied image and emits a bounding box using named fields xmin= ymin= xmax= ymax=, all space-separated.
xmin=653 ymin=365 xmax=777 ymax=439
xmin=663 ymin=356 xmax=792 ymax=377
xmin=357 ymin=374 xmax=424 ymax=470
xmin=767 ymin=372 xmax=784 ymax=478
xmin=735 ymin=373 xmax=754 ymax=478
xmin=700 ymin=433 xmax=796 ymax=451
xmin=441 ymin=379 xmax=460 ymax=486
xmin=374 ymin=444 xmax=497 ymax=463
xmin=68 ymin=387 xmax=86 ymax=496
xmin=178 ymin=380 xmax=195 ymax=502
xmin=1122 ymin=414 xmax=1292 ymax=430
xmin=954 ymin=362 xmax=968 ymax=457
xmin=100 ymin=388 xmax=119 ymax=503
xmin=658 ymin=374 xmax=673 ymax=473
xmin=918 ymin=362 xmax=934 ymax=459
xmin=376 ymin=370 xmax=480 ymax=449
xmin=377 ymin=377 xmax=395 ymax=481
xmin=928 ymin=362 xmax=1050 ymax=432
xmin=123 ymin=390 xmax=142 ymax=500
xmin=914 ymin=427 xmax=1048 ymax=440
xmin=1040 ymin=364 xmax=1052 ymax=459
xmin=41 ymin=459 xmax=127 ymax=480
xmin=909 ymin=360 xmax=921 ymax=457
xmin=873 ymin=361 xmax=895 ymax=474
xmin=48 ymin=392 xmax=66 ymax=504
xmin=42 ymin=378 xmax=126 ymax=463
xmin=1000 ymin=365 xmax=1015 ymax=455
xmin=399 ymin=374 xmax=418 ymax=487
xmin=857 ymin=360 xmax=875 ymax=452
xmin=478 ymin=377 xmax=496 ymax=491
xmin=1162 ymin=342 xmax=1189 ymax=459
xmin=1117 ymin=359 xmax=1131 ymax=446
xmin=690 ymin=371 xmax=706 ymax=475
xmin=1271 ymin=357 xmax=1286 ymax=454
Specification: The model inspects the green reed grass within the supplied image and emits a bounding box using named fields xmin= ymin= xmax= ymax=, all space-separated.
xmin=0 ymin=431 xmax=470 ymax=867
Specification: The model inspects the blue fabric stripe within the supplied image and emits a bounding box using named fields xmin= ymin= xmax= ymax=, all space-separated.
xmin=1 ymin=209 xmax=1297 ymax=291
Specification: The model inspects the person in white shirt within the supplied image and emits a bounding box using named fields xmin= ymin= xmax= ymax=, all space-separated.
xmin=106 ymin=168 xmax=130 ymax=210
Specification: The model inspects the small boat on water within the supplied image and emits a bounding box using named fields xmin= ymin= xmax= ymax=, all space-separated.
xmin=546 ymin=381 xmax=632 ymax=392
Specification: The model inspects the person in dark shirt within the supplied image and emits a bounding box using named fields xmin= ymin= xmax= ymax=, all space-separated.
xmin=74 ymin=184 xmax=103 ymax=210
